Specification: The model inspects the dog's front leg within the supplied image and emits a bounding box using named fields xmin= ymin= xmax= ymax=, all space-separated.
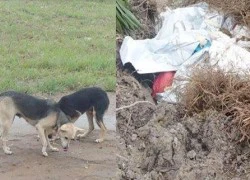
xmin=36 ymin=125 xmax=48 ymax=157
xmin=45 ymin=130 xmax=59 ymax=152
xmin=77 ymin=110 xmax=94 ymax=139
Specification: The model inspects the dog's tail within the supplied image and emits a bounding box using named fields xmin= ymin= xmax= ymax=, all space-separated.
xmin=94 ymin=108 xmax=107 ymax=131
xmin=95 ymin=91 xmax=109 ymax=113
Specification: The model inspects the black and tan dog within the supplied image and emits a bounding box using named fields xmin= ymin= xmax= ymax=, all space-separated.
xmin=0 ymin=91 xmax=84 ymax=156
xmin=58 ymin=87 xmax=109 ymax=142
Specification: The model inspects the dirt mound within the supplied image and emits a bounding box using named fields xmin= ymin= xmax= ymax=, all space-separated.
xmin=116 ymin=68 xmax=250 ymax=179
xmin=116 ymin=71 xmax=155 ymax=143
xmin=117 ymin=93 xmax=250 ymax=179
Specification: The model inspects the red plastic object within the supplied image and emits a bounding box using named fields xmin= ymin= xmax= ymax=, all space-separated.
xmin=152 ymin=71 xmax=176 ymax=98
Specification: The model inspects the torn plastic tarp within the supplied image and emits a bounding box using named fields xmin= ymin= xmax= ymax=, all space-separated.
xmin=120 ymin=3 xmax=224 ymax=74
xmin=121 ymin=30 xmax=211 ymax=74
xmin=158 ymin=31 xmax=250 ymax=103
xmin=120 ymin=2 xmax=250 ymax=103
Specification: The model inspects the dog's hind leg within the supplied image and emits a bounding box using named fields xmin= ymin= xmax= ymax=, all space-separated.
xmin=95 ymin=113 xmax=107 ymax=143
xmin=77 ymin=110 xmax=94 ymax=139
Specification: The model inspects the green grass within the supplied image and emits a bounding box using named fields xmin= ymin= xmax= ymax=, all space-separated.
xmin=0 ymin=0 xmax=115 ymax=94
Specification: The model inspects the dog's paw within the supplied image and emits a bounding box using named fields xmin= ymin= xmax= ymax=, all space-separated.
xmin=51 ymin=136 xmax=60 ymax=141
xmin=42 ymin=151 xmax=48 ymax=157
xmin=77 ymin=134 xmax=86 ymax=139
xmin=95 ymin=138 xmax=104 ymax=143
xmin=4 ymin=149 xmax=13 ymax=155
xmin=50 ymin=147 xmax=59 ymax=152
xmin=3 ymin=146 xmax=13 ymax=155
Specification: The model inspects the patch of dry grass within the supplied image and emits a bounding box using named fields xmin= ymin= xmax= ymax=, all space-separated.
xmin=180 ymin=66 xmax=250 ymax=141
xmin=129 ymin=0 xmax=158 ymax=39
xmin=187 ymin=0 xmax=250 ymax=28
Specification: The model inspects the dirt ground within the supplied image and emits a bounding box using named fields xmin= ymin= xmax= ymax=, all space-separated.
xmin=116 ymin=72 xmax=250 ymax=179
xmin=0 ymin=93 xmax=117 ymax=180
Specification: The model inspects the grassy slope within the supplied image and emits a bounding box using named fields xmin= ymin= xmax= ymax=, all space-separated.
xmin=0 ymin=0 xmax=115 ymax=93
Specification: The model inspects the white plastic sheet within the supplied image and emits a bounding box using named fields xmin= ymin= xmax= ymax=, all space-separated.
xmin=120 ymin=3 xmax=223 ymax=74
xmin=121 ymin=30 xmax=210 ymax=74
xmin=120 ymin=3 xmax=250 ymax=103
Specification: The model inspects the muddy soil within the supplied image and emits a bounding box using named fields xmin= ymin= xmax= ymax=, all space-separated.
xmin=0 ymin=93 xmax=117 ymax=180
xmin=116 ymin=72 xmax=250 ymax=180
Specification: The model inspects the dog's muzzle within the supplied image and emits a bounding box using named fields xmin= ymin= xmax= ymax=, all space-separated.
xmin=63 ymin=145 xmax=69 ymax=151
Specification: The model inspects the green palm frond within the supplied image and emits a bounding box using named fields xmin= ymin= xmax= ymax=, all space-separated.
xmin=116 ymin=0 xmax=141 ymax=35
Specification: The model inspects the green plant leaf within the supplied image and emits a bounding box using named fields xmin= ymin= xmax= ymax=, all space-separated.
xmin=116 ymin=0 xmax=141 ymax=35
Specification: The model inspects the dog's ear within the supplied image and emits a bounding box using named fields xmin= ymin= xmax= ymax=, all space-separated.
xmin=59 ymin=124 xmax=68 ymax=132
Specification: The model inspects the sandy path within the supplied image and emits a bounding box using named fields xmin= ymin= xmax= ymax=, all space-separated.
xmin=0 ymin=93 xmax=117 ymax=180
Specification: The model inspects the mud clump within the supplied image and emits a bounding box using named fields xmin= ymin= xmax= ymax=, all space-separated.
xmin=116 ymin=70 xmax=156 ymax=144
xmin=116 ymin=76 xmax=250 ymax=179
